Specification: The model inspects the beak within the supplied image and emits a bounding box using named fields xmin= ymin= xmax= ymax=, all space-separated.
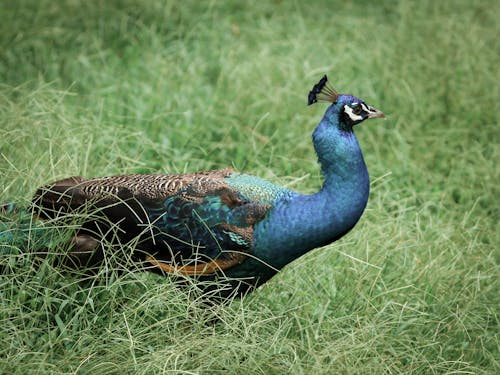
xmin=367 ymin=106 xmax=385 ymax=119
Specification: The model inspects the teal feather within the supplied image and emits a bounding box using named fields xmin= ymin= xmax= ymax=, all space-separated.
xmin=225 ymin=173 xmax=294 ymax=204
xmin=0 ymin=207 xmax=67 ymax=257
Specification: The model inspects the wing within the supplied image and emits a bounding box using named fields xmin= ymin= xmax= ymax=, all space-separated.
xmin=32 ymin=170 xmax=237 ymax=217
xmin=32 ymin=169 xmax=272 ymax=275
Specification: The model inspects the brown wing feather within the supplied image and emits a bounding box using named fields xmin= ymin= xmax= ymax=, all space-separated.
xmin=33 ymin=169 xmax=235 ymax=208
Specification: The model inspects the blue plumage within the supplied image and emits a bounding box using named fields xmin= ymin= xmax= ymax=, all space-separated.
xmin=2 ymin=76 xmax=384 ymax=296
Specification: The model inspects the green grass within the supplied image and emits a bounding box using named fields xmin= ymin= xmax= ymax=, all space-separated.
xmin=0 ymin=0 xmax=498 ymax=373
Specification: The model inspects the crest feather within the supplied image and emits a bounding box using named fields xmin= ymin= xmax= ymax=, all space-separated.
xmin=307 ymin=75 xmax=339 ymax=105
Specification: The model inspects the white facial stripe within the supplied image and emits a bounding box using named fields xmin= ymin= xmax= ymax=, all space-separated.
xmin=360 ymin=102 xmax=370 ymax=112
xmin=343 ymin=104 xmax=363 ymax=121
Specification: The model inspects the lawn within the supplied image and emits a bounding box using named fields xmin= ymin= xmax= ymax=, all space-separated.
xmin=0 ymin=0 xmax=498 ymax=373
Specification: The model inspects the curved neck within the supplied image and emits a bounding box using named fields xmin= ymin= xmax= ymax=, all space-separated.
xmin=254 ymin=114 xmax=369 ymax=269
xmin=314 ymin=119 xmax=369 ymax=200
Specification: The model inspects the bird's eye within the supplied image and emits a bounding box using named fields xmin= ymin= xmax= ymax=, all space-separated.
xmin=352 ymin=103 xmax=362 ymax=115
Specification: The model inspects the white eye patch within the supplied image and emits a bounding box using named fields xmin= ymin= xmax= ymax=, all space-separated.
xmin=360 ymin=102 xmax=370 ymax=112
xmin=343 ymin=104 xmax=363 ymax=121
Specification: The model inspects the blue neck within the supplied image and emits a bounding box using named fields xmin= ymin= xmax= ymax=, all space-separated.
xmin=253 ymin=107 xmax=370 ymax=269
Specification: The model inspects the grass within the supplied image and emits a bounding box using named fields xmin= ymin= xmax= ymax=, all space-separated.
xmin=0 ymin=0 xmax=498 ymax=373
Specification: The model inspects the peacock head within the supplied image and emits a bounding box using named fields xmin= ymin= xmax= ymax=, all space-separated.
xmin=308 ymin=75 xmax=384 ymax=128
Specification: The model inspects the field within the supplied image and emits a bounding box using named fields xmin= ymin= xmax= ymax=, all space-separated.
xmin=0 ymin=0 xmax=498 ymax=373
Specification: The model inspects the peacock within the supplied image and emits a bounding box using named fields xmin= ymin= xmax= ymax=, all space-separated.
xmin=1 ymin=76 xmax=384 ymax=296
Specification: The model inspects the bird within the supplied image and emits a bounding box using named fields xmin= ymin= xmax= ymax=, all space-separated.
xmin=4 ymin=75 xmax=384 ymax=297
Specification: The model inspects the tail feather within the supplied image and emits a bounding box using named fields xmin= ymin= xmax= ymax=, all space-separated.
xmin=1 ymin=202 xmax=18 ymax=215
xmin=0 ymin=202 xmax=60 ymax=255
xmin=1 ymin=201 xmax=101 ymax=271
